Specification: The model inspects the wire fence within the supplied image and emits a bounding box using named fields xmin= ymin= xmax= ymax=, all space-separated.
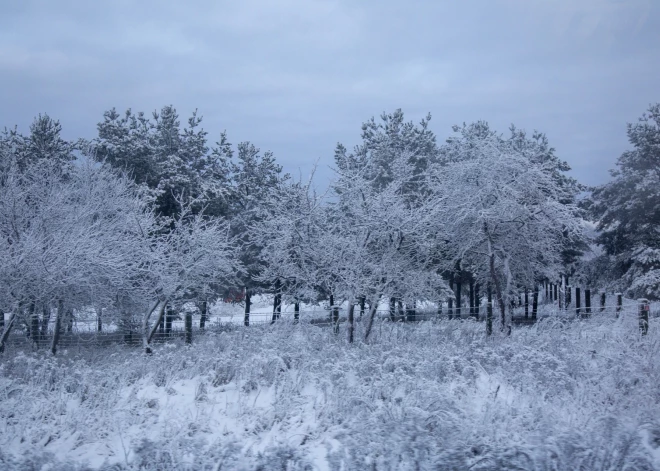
xmin=2 ymin=295 xmax=656 ymax=354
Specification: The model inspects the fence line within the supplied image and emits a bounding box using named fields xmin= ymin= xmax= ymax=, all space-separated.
xmin=2 ymin=300 xmax=655 ymax=353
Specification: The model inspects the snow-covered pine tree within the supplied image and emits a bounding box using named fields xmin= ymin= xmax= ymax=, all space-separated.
xmin=586 ymin=103 xmax=660 ymax=300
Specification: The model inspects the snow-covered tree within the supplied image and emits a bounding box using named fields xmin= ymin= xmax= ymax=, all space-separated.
xmin=0 ymin=159 xmax=157 ymax=353
xmin=585 ymin=103 xmax=660 ymax=300
xmin=432 ymin=122 xmax=584 ymax=331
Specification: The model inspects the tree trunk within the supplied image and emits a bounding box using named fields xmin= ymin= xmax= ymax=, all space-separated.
xmin=488 ymin=251 xmax=507 ymax=333
xmin=96 ymin=307 xmax=103 ymax=332
xmin=363 ymin=294 xmax=382 ymax=341
xmin=200 ymin=300 xmax=208 ymax=329
xmin=347 ymin=298 xmax=355 ymax=343
xmin=585 ymin=289 xmax=591 ymax=317
xmin=41 ymin=304 xmax=50 ymax=341
xmin=359 ymin=297 xmax=365 ymax=320
xmin=455 ymin=279 xmax=462 ymax=319
xmin=397 ymin=300 xmax=404 ymax=322
xmin=532 ymin=286 xmax=539 ymax=321
xmin=185 ymin=309 xmax=193 ymax=344
xmin=600 ymin=292 xmax=606 ymax=312
xmin=271 ymin=282 xmax=282 ymax=323
xmin=389 ymin=297 xmax=396 ymax=322
xmin=469 ymin=279 xmax=475 ymax=318
xmin=575 ymin=287 xmax=581 ymax=317
xmin=486 ymin=284 xmax=493 ymax=335
xmin=145 ymin=300 xmax=167 ymax=353
xmin=0 ymin=312 xmax=17 ymax=354
xmin=294 ymin=302 xmax=300 ymax=323
xmin=29 ymin=301 xmax=39 ymax=347
xmin=448 ymin=275 xmax=454 ymax=320
xmin=51 ymin=300 xmax=64 ymax=355
xmin=524 ymin=288 xmax=529 ymax=320
xmin=242 ymin=289 xmax=250 ymax=326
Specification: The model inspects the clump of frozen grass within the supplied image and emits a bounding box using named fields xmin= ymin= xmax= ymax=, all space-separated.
xmin=0 ymin=316 xmax=658 ymax=469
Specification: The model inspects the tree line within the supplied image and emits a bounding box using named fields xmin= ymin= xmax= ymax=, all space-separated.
xmin=0 ymin=103 xmax=657 ymax=352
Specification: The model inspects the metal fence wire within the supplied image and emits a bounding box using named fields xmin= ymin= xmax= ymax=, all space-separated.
xmin=1 ymin=296 xmax=656 ymax=352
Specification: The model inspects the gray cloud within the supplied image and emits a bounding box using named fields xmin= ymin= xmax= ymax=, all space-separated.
xmin=1 ymin=0 xmax=658 ymax=187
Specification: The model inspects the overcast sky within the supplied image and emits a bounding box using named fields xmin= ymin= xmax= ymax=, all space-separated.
xmin=1 ymin=0 xmax=658 ymax=187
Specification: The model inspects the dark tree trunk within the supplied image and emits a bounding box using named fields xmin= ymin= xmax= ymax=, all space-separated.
xmin=0 ymin=310 xmax=4 ymax=332
xmin=532 ymin=286 xmax=539 ymax=321
xmin=244 ymin=289 xmax=250 ymax=326
xmin=600 ymin=292 xmax=606 ymax=312
xmin=585 ymin=289 xmax=591 ymax=317
xmin=51 ymin=300 xmax=64 ymax=355
xmin=524 ymin=288 xmax=529 ymax=320
xmin=545 ymin=281 xmax=549 ymax=303
xmin=347 ymin=301 xmax=355 ymax=343
xmin=553 ymin=284 xmax=558 ymax=303
xmin=455 ymin=279 xmax=462 ymax=319
xmin=96 ymin=307 xmax=103 ymax=332
xmin=566 ymin=286 xmax=571 ymax=308
xmin=294 ymin=302 xmax=300 ymax=324
xmin=448 ymin=275 xmax=454 ymax=320
xmin=200 ymin=300 xmax=208 ymax=329
xmin=486 ymin=284 xmax=493 ymax=335
xmin=469 ymin=279 xmax=475 ymax=318
xmin=185 ymin=309 xmax=192 ymax=344
xmin=616 ymin=293 xmax=623 ymax=317
xmin=575 ymin=288 xmax=582 ymax=317
xmin=359 ymin=297 xmax=365 ymax=320
xmin=389 ymin=297 xmax=396 ymax=322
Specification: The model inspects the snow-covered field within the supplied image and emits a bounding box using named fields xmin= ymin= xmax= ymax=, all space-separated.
xmin=1 ymin=314 xmax=659 ymax=470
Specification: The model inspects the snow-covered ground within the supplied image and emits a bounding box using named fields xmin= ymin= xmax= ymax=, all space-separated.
xmin=1 ymin=314 xmax=659 ymax=470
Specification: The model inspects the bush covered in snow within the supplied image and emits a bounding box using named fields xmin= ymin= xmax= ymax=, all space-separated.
xmin=1 ymin=315 xmax=659 ymax=470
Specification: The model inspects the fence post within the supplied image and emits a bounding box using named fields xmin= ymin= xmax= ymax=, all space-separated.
xmin=616 ymin=293 xmax=622 ymax=318
xmin=294 ymin=302 xmax=300 ymax=324
xmin=585 ymin=289 xmax=591 ymax=317
xmin=638 ymin=299 xmax=649 ymax=335
xmin=567 ymin=286 xmax=571 ymax=307
xmin=600 ymin=292 xmax=606 ymax=312
xmin=575 ymin=287 xmax=581 ymax=317
xmin=486 ymin=284 xmax=493 ymax=335
xmin=185 ymin=310 xmax=192 ymax=344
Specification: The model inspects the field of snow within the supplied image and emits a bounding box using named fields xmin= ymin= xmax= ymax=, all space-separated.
xmin=1 ymin=313 xmax=659 ymax=470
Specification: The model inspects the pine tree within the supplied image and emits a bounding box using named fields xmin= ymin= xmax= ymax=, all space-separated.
xmin=586 ymin=103 xmax=660 ymax=299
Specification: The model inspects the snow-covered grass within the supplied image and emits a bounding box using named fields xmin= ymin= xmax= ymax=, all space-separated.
xmin=1 ymin=315 xmax=659 ymax=470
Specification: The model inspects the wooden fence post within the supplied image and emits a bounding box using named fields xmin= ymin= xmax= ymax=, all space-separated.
xmin=585 ymin=289 xmax=591 ymax=317
xmin=575 ymin=288 xmax=581 ymax=317
xmin=638 ymin=299 xmax=649 ymax=335
xmin=524 ymin=288 xmax=529 ymax=320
